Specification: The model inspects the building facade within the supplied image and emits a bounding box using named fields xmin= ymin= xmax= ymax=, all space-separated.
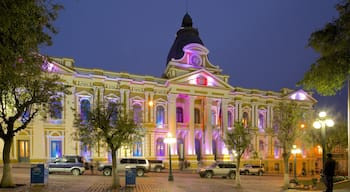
xmin=2 ymin=13 xmax=323 ymax=174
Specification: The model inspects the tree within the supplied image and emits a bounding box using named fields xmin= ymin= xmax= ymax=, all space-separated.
xmin=224 ymin=121 xmax=252 ymax=187
xmin=0 ymin=0 xmax=64 ymax=188
xmin=304 ymin=118 xmax=348 ymax=153
xmin=298 ymin=0 xmax=350 ymax=178
xmin=298 ymin=0 xmax=350 ymax=95
xmin=73 ymin=101 xmax=142 ymax=190
xmin=273 ymin=102 xmax=303 ymax=188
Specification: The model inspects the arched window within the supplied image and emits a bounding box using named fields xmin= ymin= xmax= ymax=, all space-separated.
xmin=176 ymin=107 xmax=183 ymax=123
xmin=80 ymin=99 xmax=90 ymax=121
xmin=227 ymin=111 xmax=233 ymax=127
xmin=156 ymin=106 xmax=165 ymax=126
xmin=49 ymin=97 xmax=62 ymax=120
xmin=259 ymin=140 xmax=264 ymax=151
xmin=156 ymin=138 xmax=165 ymax=156
xmin=108 ymin=101 xmax=118 ymax=123
xmin=133 ymin=104 xmax=142 ymax=124
xmin=274 ymin=140 xmax=279 ymax=158
xmin=133 ymin=141 xmax=142 ymax=156
xmin=258 ymin=112 xmax=265 ymax=132
xmin=194 ymin=108 xmax=200 ymax=124
xmin=21 ymin=106 xmax=31 ymax=123
xmin=242 ymin=112 xmax=249 ymax=128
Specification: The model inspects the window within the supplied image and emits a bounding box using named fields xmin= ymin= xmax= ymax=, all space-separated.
xmin=242 ymin=112 xmax=249 ymax=128
xmin=21 ymin=106 xmax=31 ymax=123
xmin=80 ymin=99 xmax=90 ymax=121
xmin=176 ymin=107 xmax=183 ymax=123
xmin=50 ymin=140 xmax=62 ymax=158
xmin=133 ymin=104 xmax=142 ymax=124
xmin=156 ymin=138 xmax=165 ymax=156
xmin=133 ymin=142 xmax=142 ymax=156
xmin=194 ymin=108 xmax=200 ymax=124
xmin=259 ymin=140 xmax=264 ymax=151
xmin=156 ymin=106 xmax=165 ymax=127
xmin=108 ymin=101 xmax=118 ymax=123
xmin=49 ymin=97 xmax=62 ymax=120
xmin=274 ymin=163 xmax=280 ymax=171
xmin=227 ymin=111 xmax=233 ymax=127
xmin=258 ymin=111 xmax=265 ymax=132
xmin=274 ymin=141 xmax=279 ymax=158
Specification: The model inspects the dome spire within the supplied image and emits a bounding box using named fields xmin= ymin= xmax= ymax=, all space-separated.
xmin=182 ymin=12 xmax=193 ymax=28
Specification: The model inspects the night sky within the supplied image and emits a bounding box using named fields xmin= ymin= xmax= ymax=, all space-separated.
xmin=41 ymin=0 xmax=348 ymax=117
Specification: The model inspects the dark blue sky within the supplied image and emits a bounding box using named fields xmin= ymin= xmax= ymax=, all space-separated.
xmin=41 ymin=0 xmax=347 ymax=117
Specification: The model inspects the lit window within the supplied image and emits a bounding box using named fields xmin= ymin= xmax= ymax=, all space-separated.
xmin=194 ymin=108 xmax=200 ymax=124
xmin=80 ymin=99 xmax=90 ymax=121
xmin=176 ymin=107 xmax=183 ymax=123
xmin=156 ymin=138 xmax=165 ymax=156
xmin=242 ymin=112 xmax=249 ymax=128
xmin=133 ymin=104 xmax=142 ymax=124
xmin=133 ymin=142 xmax=142 ymax=156
xmin=156 ymin=106 xmax=165 ymax=127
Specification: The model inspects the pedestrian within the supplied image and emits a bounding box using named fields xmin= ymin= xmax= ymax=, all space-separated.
xmin=323 ymin=153 xmax=336 ymax=192
xmin=90 ymin=159 xmax=94 ymax=175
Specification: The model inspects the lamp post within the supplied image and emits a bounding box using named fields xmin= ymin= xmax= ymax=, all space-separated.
xmin=164 ymin=132 xmax=176 ymax=181
xmin=313 ymin=111 xmax=334 ymax=172
xmin=291 ymin=145 xmax=301 ymax=181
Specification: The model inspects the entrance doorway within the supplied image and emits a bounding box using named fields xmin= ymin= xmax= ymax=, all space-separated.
xmin=18 ymin=140 xmax=30 ymax=162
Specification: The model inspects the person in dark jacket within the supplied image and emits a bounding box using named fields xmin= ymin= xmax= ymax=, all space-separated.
xmin=323 ymin=153 xmax=336 ymax=192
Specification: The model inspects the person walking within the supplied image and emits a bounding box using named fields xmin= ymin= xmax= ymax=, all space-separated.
xmin=323 ymin=153 xmax=336 ymax=192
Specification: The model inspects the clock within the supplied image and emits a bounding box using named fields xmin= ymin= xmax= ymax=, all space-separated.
xmin=190 ymin=54 xmax=202 ymax=66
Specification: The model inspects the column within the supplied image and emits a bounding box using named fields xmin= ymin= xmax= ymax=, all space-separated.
xmin=149 ymin=92 xmax=154 ymax=123
xmin=205 ymin=97 xmax=212 ymax=155
xmin=144 ymin=92 xmax=149 ymax=123
xmin=167 ymin=94 xmax=177 ymax=154
xmin=188 ymin=96 xmax=196 ymax=155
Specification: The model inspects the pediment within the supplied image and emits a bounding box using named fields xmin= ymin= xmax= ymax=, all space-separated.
xmin=285 ymin=89 xmax=317 ymax=103
xmin=167 ymin=69 xmax=233 ymax=90
xmin=44 ymin=58 xmax=76 ymax=75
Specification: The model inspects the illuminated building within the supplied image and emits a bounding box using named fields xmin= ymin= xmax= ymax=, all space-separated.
xmin=5 ymin=13 xmax=319 ymax=174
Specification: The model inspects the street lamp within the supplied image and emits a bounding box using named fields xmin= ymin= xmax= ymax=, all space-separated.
xmin=291 ymin=145 xmax=301 ymax=182
xmin=164 ymin=132 xmax=176 ymax=181
xmin=313 ymin=111 xmax=334 ymax=172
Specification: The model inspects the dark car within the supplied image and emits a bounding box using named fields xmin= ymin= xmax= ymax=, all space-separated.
xmin=48 ymin=155 xmax=85 ymax=176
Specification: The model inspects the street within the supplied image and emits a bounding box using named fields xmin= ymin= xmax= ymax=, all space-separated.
xmin=0 ymin=167 xmax=349 ymax=192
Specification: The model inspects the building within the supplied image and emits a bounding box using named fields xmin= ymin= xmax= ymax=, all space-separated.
xmin=3 ymin=13 xmax=319 ymax=174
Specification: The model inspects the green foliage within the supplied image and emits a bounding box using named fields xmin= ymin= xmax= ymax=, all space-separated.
xmin=303 ymin=118 xmax=348 ymax=153
xmin=73 ymin=101 xmax=142 ymax=152
xmin=224 ymin=121 xmax=252 ymax=158
xmin=298 ymin=0 xmax=350 ymax=95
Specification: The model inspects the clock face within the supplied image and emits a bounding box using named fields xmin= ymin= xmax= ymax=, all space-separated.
xmin=190 ymin=54 xmax=202 ymax=66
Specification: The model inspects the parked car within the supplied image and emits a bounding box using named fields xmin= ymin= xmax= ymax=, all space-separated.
xmin=97 ymin=157 xmax=150 ymax=177
xmin=198 ymin=162 xmax=236 ymax=179
xmin=239 ymin=164 xmax=264 ymax=176
xmin=148 ymin=160 xmax=165 ymax=172
xmin=48 ymin=155 xmax=85 ymax=176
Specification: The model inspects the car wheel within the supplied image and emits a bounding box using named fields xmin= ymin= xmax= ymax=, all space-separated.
xmin=136 ymin=169 xmax=144 ymax=176
xmin=205 ymin=171 xmax=213 ymax=178
xmin=155 ymin=166 xmax=161 ymax=173
xmin=103 ymin=168 xmax=112 ymax=176
xmin=258 ymin=171 xmax=263 ymax=176
xmin=228 ymin=172 xmax=236 ymax=179
xmin=245 ymin=170 xmax=249 ymax=175
xmin=71 ymin=168 xmax=80 ymax=176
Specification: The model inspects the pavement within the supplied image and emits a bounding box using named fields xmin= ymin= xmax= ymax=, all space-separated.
xmin=0 ymin=164 xmax=349 ymax=192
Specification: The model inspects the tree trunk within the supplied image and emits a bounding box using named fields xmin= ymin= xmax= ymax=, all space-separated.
xmin=1 ymin=136 xmax=14 ymax=187
xmin=283 ymin=155 xmax=290 ymax=188
xmin=111 ymin=149 xmax=120 ymax=190
xmin=235 ymin=157 xmax=241 ymax=187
